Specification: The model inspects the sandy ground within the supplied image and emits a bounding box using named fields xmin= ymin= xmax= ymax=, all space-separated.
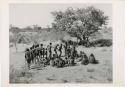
xmin=10 ymin=44 xmax=112 ymax=83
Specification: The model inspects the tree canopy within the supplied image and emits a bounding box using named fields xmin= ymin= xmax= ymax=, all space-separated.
xmin=51 ymin=6 xmax=108 ymax=45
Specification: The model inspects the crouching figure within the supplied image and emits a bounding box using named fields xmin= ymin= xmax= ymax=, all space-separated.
xmin=81 ymin=53 xmax=89 ymax=65
xmin=89 ymin=53 xmax=98 ymax=64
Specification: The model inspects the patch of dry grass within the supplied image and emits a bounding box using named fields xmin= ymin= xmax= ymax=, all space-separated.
xmin=87 ymin=68 xmax=95 ymax=73
xmin=9 ymin=41 xmax=112 ymax=83
xmin=9 ymin=65 xmax=33 ymax=83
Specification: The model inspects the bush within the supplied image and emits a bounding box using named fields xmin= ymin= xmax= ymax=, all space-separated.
xmin=78 ymin=40 xmax=88 ymax=46
xmin=90 ymin=39 xmax=112 ymax=47
xmin=61 ymin=39 xmax=78 ymax=46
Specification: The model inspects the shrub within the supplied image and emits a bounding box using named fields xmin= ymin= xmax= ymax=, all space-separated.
xmin=90 ymin=39 xmax=112 ymax=47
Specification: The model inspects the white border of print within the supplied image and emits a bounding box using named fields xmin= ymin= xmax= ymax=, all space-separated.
xmin=1 ymin=0 xmax=125 ymax=87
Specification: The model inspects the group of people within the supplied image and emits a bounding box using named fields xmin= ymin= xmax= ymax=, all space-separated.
xmin=25 ymin=41 xmax=98 ymax=69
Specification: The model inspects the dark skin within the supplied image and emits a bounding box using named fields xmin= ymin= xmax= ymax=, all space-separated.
xmin=72 ymin=46 xmax=77 ymax=58
xmin=67 ymin=45 xmax=71 ymax=58
xmin=64 ymin=42 xmax=68 ymax=56
xmin=59 ymin=44 xmax=63 ymax=57
xmin=89 ymin=53 xmax=96 ymax=63
xmin=39 ymin=44 xmax=43 ymax=58
xmin=25 ymin=49 xmax=32 ymax=69
xmin=42 ymin=48 xmax=45 ymax=58
xmin=48 ymin=43 xmax=52 ymax=59
xmin=25 ymin=42 xmax=82 ymax=68
xmin=45 ymin=48 xmax=48 ymax=58
xmin=54 ymin=44 xmax=59 ymax=57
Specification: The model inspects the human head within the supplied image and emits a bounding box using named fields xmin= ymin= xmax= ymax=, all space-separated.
xmin=53 ymin=54 xmax=56 ymax=57
xmin=41 ymin=44 xmax=43 ymax=47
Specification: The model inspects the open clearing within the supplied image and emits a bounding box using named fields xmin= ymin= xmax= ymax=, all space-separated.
xmin=10 ymin=44 xmax=112 ymax=83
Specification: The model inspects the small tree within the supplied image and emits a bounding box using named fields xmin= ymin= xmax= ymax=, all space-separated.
xmin=51 ymin=6 xmax=108 ymax=46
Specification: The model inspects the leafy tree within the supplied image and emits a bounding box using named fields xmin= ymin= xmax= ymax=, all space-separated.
xmin=51 ymin=6 xmax=108 ymax=46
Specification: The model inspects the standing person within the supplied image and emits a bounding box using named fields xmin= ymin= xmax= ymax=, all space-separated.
xmin=70 ymin=46 xmax=77 ymax=65
xmin=54 ymin=44 xmax=59 ymax=57
xmin=44 ymin=48 xmax=49 ymax=65
xmin=39 ymin=44 xmax=43 ymax=58
xmin=59 ymin=44 xmax=63 ymax=57
xmin=30 ymin=48 xmax=34 ymax=63
xmin=81 ymin=53 xmax=89 ymax=65
xmin=32 ymin=48 xmax=36 ymax=63
xmin=48 ymin=43 xmax=53 ymax=59
xmin=67 ymin=44 xmax=71 ymax=58
xmin=50 ymin=54 xmax=56 ymax=67
xmin=25 ymin=48 xmax=32 ymax=69
xmin=36 ymin=44 xmax=42 ymax=65
xmin=72 ymin=45 xmax=77 ymax=58
xmin=42 ymin=48 xmax=45 ymax=58
xmin=33 ymin=46 xmax=38 ymax=64
xmin=64 ymin=42 xmax=68 ymax=57
xmin=45 ymin=48 xmax=48 ymax=58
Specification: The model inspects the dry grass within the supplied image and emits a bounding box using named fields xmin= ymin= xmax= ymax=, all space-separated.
xmin=9 ymin=65 xmax=33 ymax=83
xmin=87 ymin=68 xmax=95 ymax=73
xmin=9 ymin=30 xmax=69 ymax=45
xmin=9 ymin=29 xmax=112 ymax=83
xmin=9 ymin=26 xmax=112 ymax=83
xmin=10 ymin=45 xmax=112 ymax=83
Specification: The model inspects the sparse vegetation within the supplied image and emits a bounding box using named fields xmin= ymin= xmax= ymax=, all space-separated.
xmin=51 ymin=6 xmax=108 ymax=46
xmin=9 ymin=6 xmax=112 ymax=83
xmin=90 ymin=39 xmax=112 ymax=47
xmin=9 ymin=65 xmax=33 ymax=83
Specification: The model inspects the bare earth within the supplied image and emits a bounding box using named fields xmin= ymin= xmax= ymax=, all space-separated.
xmin=10 ymin=44 xmax=112 ymax=83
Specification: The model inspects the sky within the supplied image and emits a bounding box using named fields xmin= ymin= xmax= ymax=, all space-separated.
xmin=9 ymin=4 xmax=112 ymax=28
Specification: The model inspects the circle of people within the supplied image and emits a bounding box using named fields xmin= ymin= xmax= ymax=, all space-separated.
xmin=25 ymin=42 xmax=98 ymax=69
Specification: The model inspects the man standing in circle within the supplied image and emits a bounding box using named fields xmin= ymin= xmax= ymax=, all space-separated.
xmin=48 ymin=43 xmax=53 ymax=59
xmin=54 ymin=44 xmax=59 ymax=57
xmin=59 ymin=44 xmax=63 ymax=58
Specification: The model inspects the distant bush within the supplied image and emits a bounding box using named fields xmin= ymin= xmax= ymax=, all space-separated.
xmin=78 ymin=40 xmax=88 ymax=46
xmin=90 ymin=39 xmax=112 ymax=47
xmin=61 ymin=39 xmax=78 ymax=46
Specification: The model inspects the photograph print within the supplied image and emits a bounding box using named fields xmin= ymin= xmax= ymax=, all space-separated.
xmin=9 ymin=3 xmax=112 ymax=83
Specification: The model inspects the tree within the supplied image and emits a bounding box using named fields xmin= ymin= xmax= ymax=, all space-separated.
xmin=51 ymin=6 xmax=108 ymax=46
